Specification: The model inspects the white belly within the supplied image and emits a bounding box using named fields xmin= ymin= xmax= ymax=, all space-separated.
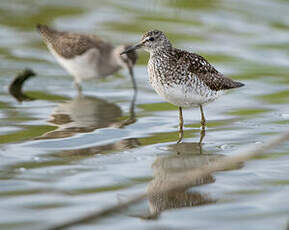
xmin=49 ymin=46 xmax=100 ymax=83
xmin=150 ymin=77 xmax=222 ymax=108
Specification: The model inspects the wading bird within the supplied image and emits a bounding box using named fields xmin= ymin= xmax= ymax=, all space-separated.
xmin=121 ymin=30 xmax=244 ymax=143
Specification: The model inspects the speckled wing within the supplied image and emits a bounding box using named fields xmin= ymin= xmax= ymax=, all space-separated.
xmin=174 ymin=49 xmax=244 ymax=91
xmin=37 ymin=24 xmax=113 ymax=59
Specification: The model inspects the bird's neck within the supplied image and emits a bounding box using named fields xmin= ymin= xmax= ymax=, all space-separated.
xmin=150 ymin=47 xmax=173 ymax=59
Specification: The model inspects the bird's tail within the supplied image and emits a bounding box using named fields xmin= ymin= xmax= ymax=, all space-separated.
xmin=233 ymin=81 xmax=245 ymax=88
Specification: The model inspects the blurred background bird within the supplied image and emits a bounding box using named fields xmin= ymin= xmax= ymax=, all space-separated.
xmin=37 ymin=24 xmax=138 ymax=93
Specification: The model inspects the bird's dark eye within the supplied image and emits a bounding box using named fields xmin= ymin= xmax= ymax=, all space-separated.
xmin=149 ymin=37 xmax=155 ymax=42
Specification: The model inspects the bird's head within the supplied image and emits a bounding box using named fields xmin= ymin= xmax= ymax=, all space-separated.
xmin=115 ymin=44 xmax=138 ymax=69
xmin=120 ymin=30 xmax=172 ymax=54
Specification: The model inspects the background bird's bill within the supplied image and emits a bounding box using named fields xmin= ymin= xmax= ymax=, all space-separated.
xmin=121 ymin=42 xmax=143 ymax=55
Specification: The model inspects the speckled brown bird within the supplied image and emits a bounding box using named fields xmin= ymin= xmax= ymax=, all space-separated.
xmin=121 ymin=30 xmax=244 ymax=143
xmin=36 ymin=24 xmax=138 ymax=93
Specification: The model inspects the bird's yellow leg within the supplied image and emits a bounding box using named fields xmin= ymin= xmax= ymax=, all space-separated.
xmin=177 ymin=106 xmax=184 ymax=144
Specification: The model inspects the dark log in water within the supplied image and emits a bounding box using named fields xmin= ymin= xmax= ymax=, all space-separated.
xmin=9 ymin=69 xmax=36 ymax=102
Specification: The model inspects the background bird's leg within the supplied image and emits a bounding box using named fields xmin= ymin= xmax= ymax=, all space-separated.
xmin=74 ymin=80 xmax=82 ymax=95
xmin=115 ymin=85 xmax=137 ymax=128
xmin=110 ymin=80 xmax=137 ymax=128
xmin=128 ymin=62 xmax=137 ymax=92
xmin=117 ymin=62 xmax=137 ymax=127
xmin=129 ymin=84 xmax=137 ymax=120
xmin=177 ymin=106 xmax=184 ymax=143
xmin=199 ymin=105 xmax=206 ymax=128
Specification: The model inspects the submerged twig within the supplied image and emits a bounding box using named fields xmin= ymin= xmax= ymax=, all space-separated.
xmin=46 ymin=131 xmax=289 ymax=230
xmin=9 ymin=69 xmax=36 ymax=102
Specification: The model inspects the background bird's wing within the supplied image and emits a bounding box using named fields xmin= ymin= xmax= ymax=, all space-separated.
xmin=53 ymin=33 xmax=112 ymax=59
xmin=37 ymin=25 xmax=112 ymax=59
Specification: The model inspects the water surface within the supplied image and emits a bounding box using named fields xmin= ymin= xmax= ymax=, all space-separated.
xmin=0 ymin=0 xmax=289 ymax=229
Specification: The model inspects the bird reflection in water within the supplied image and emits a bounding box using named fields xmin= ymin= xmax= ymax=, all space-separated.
xmin=132 ymin=143 xmax=223 ymax=219
xmin=8 ymin=67 xmax=138 ymax=139
xmin=37 ymin=88 xmax=137 ymax=139
xmin=37 ymin=89 xmax=140 ymax=158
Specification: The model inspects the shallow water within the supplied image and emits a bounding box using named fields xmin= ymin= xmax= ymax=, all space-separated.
xmin=0 ymin=0 xmax=289 ymax=229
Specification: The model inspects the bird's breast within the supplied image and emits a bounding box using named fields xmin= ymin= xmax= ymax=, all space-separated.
xmin=147 ymin=57 xmax=222 ymax=107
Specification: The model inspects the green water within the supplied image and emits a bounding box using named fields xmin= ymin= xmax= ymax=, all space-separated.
xmin=0 ymin=0 xmax=289 ymax=229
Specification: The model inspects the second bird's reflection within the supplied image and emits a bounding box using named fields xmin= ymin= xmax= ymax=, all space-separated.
xmin=37 ymin=89 xmax=137 ymax=139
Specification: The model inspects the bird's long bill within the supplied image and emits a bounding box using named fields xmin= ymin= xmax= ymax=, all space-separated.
xmin=120 ymin=42 xmax=143 ymax=55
